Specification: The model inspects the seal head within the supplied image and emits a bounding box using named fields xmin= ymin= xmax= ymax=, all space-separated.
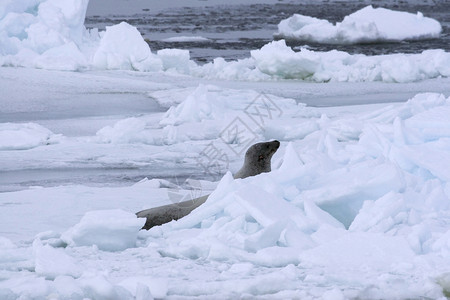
xmin=233 ymin=140 xmax=280 ymax=179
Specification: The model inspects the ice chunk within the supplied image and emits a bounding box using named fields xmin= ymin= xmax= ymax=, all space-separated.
xmin=157 ymin=48 xmax=192 ymax=74
xmin=79 ymin=274 xmax=132 ymax=299
xmin=168 ymin=171 xmax=236 ymax=230
xmin=92 ymin=22 xmax=157 ymax=71
xmin=251 ymin=40 xmax=319 ymax=79
xmin=349 ymin=192 xmax=407 ymax=233
xmin=0 ymin=0 xmax=90 ymax=69
xmin=298 ymin=161 xmax=405 ymax=228
xmin=277 ymin=142 xmax=304 ymax=175
xmin=406 ymin=105 xmax=450 ymax=141
xmin=61 ymin=209 xmax=145 ymax=251
xmin=96 ymin=117 xmax=148 ymax=144
xmin=35 ymin=41 xmax=87 ymax=70
xmin=304 ymin=199 xmax=345 ymax=229
xmin=244 ymin=221 xmax=286 ymax=252
xmin=33 ymin=239 xmax=81 ymax=279
xmin=119 ymin=277 xmax=168 ymax=299
xmin=159 ymin=85 xmax=216 ymax=126
xmin=236 ymin=184 xmax=304 ymax=227
xmin=0 ymin=1 xmax=164 ymax=71
xmin=0 ymin=122 xmax=59 ymax=150
xmin=250 ymin=246 xmax=301 ymax=267
xmin=36 ymin=0 xmax=89 ymax=46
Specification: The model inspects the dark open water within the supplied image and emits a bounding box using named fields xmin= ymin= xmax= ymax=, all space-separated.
xmin=85 ymin=1 xmax=450 ymax=63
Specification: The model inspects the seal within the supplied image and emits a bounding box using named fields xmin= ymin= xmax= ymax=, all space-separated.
xmin=136 ymin=140 xmax=280 ymax=230
xmin=233 ymin=140 xmax=280 ymax=179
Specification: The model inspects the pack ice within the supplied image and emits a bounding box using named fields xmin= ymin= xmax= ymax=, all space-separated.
xmin=2 ymin=88 xmax=450 ymax=298
xmin=1 ymin=0 xmax=449 ymax=82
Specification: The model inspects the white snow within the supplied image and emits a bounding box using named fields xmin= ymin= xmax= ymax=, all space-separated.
xmin=2 ymin=0 xmax=450 ymax=299
xmin=275 ymin=5 xmax=442 ymax=44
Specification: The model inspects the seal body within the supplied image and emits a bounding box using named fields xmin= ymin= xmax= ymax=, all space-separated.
xmin=136 ymin=195 xmax=208 ymax=229
xmin=137 ymin=140 xmax=280 ymax=230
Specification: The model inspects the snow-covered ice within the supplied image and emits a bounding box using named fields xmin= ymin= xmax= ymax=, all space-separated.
xmin=2 ymin=0 xmax=450 ymax=299
xmin=275 ymin=5 xmax=442 ymax=44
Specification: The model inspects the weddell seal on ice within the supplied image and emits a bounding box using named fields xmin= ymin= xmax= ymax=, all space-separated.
xmin=136 ymin=140 xmax=280 ymax=230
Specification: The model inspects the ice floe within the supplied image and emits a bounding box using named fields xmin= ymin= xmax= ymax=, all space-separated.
xmin=275 ymin=5 xmax=442 ymax=44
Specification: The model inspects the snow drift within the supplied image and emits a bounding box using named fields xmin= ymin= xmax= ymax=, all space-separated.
xmin=275 ymin=5 xmax=442 ymax=44
xmin=0 ymin=0 xmax=449 ymax=83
